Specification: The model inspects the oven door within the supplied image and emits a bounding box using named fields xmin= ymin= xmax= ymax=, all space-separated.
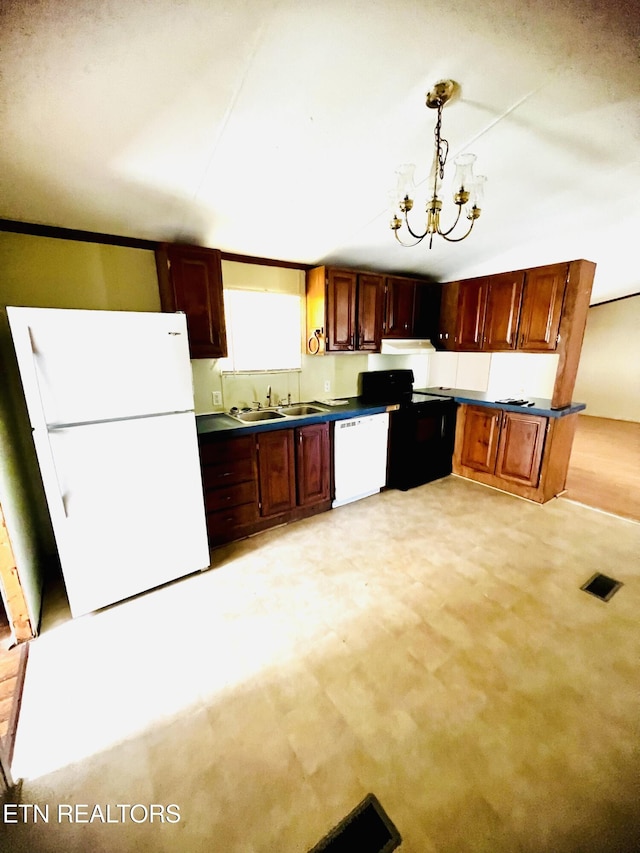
xmin=388 ymin=400 xmax=457 ymax=490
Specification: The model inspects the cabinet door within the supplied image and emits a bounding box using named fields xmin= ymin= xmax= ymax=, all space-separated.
xmin=518 ymin=264 xmax=567 ymax=351
xmin=484 ymin=272 xmax=525 ymax=350
xmin=436 ymin=282 xmax=459 ymax=350
xmin=456 ymin=279 xmax=488 ymax=350
xmin=326 ymin=269 xmax=357 ymax=351
xmin=357 ymin=273 xmax=384 ymax=351
xmin=413 ymin=282 xmax=442 ymax=342
xmin=156 ymin=244 xmax=227 ymax=359
xmin=257 ymin=430 xmax=296 ymax=516
xmin=384 ymin=277 xmax=416 ymax=337
xmin=495 ymin=411 xmax=547 ymax=486
xmin=459 ymin=405 xmax=502 ymax=473
xmin=296 ymin=423 xmax=330 ymax=506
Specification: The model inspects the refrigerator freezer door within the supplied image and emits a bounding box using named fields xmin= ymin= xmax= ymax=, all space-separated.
xmin=7 ymin=307 xmax=195 ymax=427
xmin=40 ymin=411 xmax=209 ymax=617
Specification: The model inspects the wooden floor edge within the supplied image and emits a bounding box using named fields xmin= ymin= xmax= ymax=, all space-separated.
xmin=561 ymin=497 xmax=640 ymax=525
xmin=6 ymin=642 xmax=29 ymax=767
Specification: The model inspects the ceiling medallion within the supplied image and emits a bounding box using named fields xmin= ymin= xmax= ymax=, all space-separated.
xmin=390 ymin=80 xmax=486 ymax=248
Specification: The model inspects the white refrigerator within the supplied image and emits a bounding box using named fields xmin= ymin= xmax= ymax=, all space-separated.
xmin=7 ymin=306 xmax=210 ymax=618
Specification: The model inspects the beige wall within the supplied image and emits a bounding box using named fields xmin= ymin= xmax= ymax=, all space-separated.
xmin=573 ymin=295 xmax=640 ymax=422
xmin=0 ymin=232 xmax=159 ymax=311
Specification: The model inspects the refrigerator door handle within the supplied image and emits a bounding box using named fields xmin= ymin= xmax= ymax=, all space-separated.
xmin=26 ymin=328 xmax=69 ymax=517
xmin=40 ymin=430 xmax=69 ymax=518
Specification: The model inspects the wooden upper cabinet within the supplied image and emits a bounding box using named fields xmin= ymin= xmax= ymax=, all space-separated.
xmin=357 ymin=273 xmax=385 ymax=351
xmin=383 ymin=277 xmax=417 ymax=338
xmin=456 ymin=278 xmax=488 ymax=350
xmin=437 ymin=281 xmax=459 ymax=350
xmin=307 ymin=265 xmax=443 ymax=353
xmin=326 ymin=268 xmax=357 ymax=351
xmin=484 ymin=272 xmax=525 ymax=350
xmin=296 ymin=422 xmax=330 ymax=506
xmin=306 ymin=266 xmax=384 ymax=353
xmin=155 ymin=243 xmax=227 ymax=359
xmin=442 ymin=263 xmax=569 ymax=353
xmin=518 ymin=264 xmax=568 ymax=351
xmin=455 ymin=272 xmax=523 ymax=351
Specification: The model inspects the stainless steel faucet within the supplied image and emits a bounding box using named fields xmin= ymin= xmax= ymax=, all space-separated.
xmin=266 ymin=385 xmax=272 ymax=407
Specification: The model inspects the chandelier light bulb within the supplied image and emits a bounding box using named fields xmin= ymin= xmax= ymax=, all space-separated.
xmin=452 ymin=153 xmax=476 ymax=203
xmin=467 ymin=174 xmax=486 ymax=219
xmin=394 ymin=163 xmax=416 ymax=204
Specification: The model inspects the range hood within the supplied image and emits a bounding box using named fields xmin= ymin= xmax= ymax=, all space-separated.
xmin=380 ymin=338 xmax=436 ymax=355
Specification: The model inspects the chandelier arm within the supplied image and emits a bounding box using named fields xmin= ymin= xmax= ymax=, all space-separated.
xmin=437 ymin=204 xmax=464 ymax=237
xmin=438 ymin=217 xmax=476 ymax=243
xmin=402 ymin=211 xmax=430 ymax=241
xmin=394 ymin=229 xmax=427 ymax=248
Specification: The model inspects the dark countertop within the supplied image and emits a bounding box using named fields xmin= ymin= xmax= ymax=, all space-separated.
xmin=415 ymin=387 xmax=586 ymax=418
xmin=196 ymin=397 xmax=394 ymax=437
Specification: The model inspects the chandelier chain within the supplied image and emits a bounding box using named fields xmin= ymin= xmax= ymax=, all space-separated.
xmin=434 ymin=103 xmax=449 ymax=182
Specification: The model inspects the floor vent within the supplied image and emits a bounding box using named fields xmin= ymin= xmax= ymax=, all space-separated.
xmin=308 ymin=793 xmax=401 ymax=853
xmin=581 ymin=572 xmax=623 ymax=602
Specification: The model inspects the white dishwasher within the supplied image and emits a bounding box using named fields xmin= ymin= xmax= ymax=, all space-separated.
xmin=332 ymin=412 xmax=390 ymax=508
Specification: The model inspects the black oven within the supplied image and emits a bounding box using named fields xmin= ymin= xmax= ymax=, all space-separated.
xmin=358 ymin=370 xmax=457 ymax=491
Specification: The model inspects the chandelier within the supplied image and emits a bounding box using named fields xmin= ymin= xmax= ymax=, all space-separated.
xmin=390 ymin=80 xmax=486 ymax=248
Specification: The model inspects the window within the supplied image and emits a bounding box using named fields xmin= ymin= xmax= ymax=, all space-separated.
xmin=219 ymin=289 xmax=302 ymax=372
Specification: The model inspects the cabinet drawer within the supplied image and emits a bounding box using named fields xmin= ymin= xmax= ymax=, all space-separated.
xmin=206 ymin=502 xmax=259 ymax=541
xmin=204 ymin=480 xmax=257 ymax=512
xmin=199 ymin=435 xmax=255 ymax=466
xmin=201 ymin=455 xmax=256 ymax=487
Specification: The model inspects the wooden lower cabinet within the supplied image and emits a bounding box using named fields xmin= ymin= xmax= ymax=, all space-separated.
xmin=296 ymin=422 xmax=331 ymax=506
xmin=495 ymin=410 xmax=546 ymax=486
xmin=459 ymin=406 xmax=502 ymax=474
xmin=199 ymin=423 xmax=331 ymax=547
xmin=257 ymin=430 xmax=297 ymax=517
xmin=199 ymin=434 xmax=259 ymax=546
xmin=454 ymin=404 xmax=577 ymax=502
xmin=258 ymin=424 xmax=331 ymax=514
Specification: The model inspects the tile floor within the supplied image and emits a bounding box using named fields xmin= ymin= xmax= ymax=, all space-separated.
xmin=2 ymin=476 xmax=640 ymax=852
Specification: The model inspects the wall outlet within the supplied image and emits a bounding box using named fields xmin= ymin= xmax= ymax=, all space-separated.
xmin=323 ymin=380 xmax=331 ymax=393
xmin=212 ymin=391 xmax=222 ymax=406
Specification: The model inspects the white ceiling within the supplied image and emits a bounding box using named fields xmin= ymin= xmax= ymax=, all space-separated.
xmin=1 ymin=0 xmax=639 ymax=304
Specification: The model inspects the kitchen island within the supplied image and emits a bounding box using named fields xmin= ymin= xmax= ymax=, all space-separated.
xmin=417 ymin=387 xmax=586 ymax=503
xmin=416 ymin=386 xmax=586 ymax=418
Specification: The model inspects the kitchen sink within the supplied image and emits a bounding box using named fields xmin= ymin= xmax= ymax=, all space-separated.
xmin=235 ymin=409 xmax=287 ymax=422
xmin=282 ymin=404 xmax=326 ymax=416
